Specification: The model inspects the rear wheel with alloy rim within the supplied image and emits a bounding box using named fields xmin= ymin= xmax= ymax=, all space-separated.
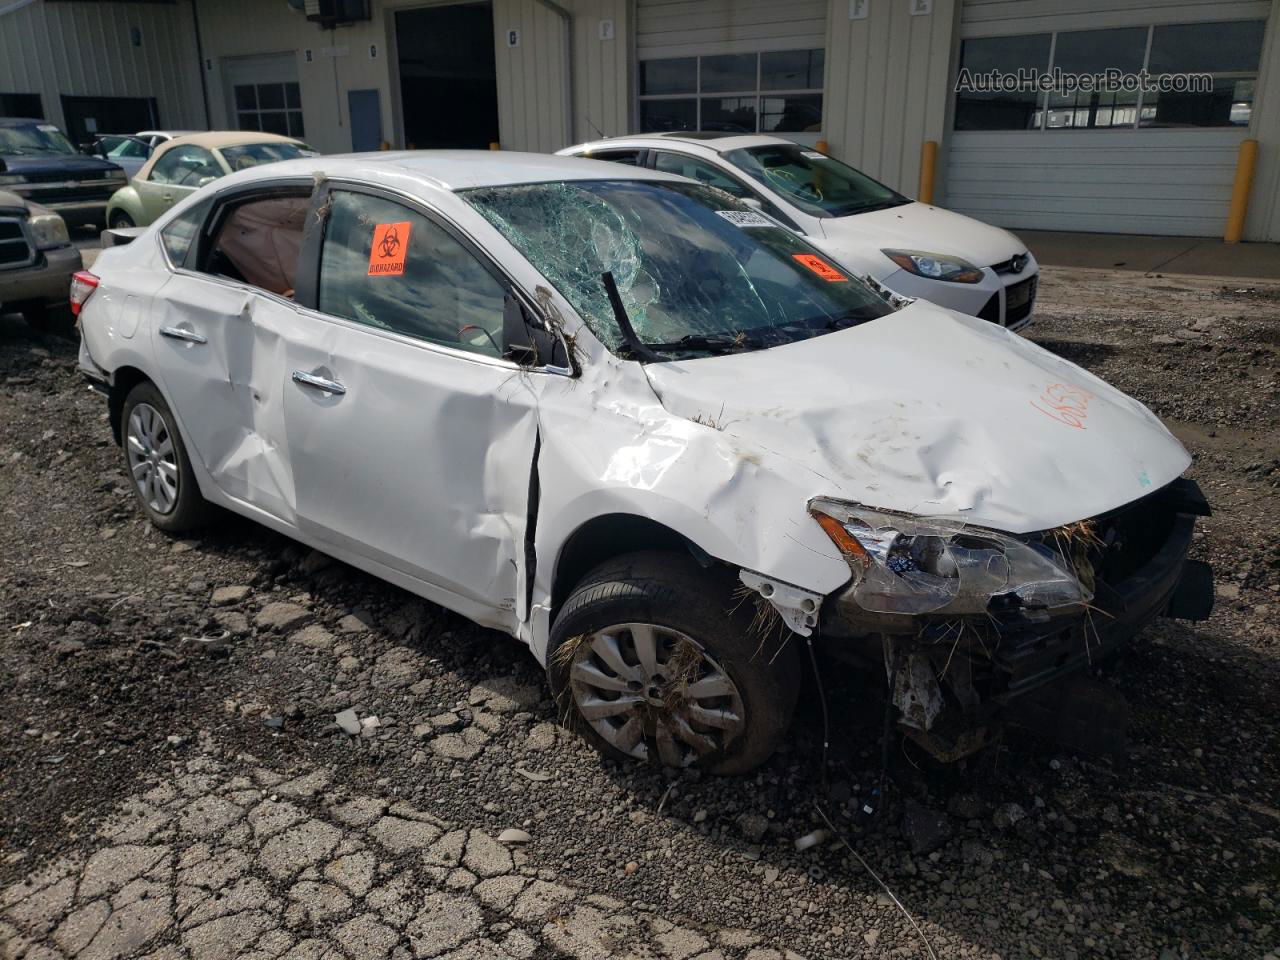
xmin=120 ymin=381 xmax=212 ymax=532
xmin=548 ymin=551 xmax=801 ymax=775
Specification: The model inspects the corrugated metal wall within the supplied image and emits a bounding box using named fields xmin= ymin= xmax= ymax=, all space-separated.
xmin=636 ymin=0 xmax=826 ymax=57
xmin=570 ymin=0 xmax=631 ymax=142
xmin=823 ymin=0 xmax=958 ymax=198
xmin=0 ymin=0 xmax=203 ymax=133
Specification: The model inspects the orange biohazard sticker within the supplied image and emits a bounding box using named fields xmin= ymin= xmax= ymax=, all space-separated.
xmin=368 ymin=221 xmax=412 ymax=277
xmin=792 ymin=253 xmax=848 ymax=282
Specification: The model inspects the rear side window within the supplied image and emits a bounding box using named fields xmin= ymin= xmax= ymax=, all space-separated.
xmin=586 ymin=149 xmax=644 ymax=166
xmin=317 ymin=191 xmax=507 ymax=358
xmin=652 ymin=151 xmax=751 ymax=198
xmin=204 ymin=194 xmax=311 ymax=298
xmin=151 ymin=145 xmax=220 ymax=186
xmin=159 ymin=197 xmax=213 ymax=268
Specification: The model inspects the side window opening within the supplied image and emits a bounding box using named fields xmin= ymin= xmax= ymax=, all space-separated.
xmin=200 ymin=192 xmax=312 ymax=299
xmin=652 ymin=151 xmax=751 ymax=198
xmin=159 ymin=197 xmax=214 ymax=268
xmin=587 ymin=149 xmax=643 ymax=166
xmin=317 ymin=190 xmax=508 ymax=359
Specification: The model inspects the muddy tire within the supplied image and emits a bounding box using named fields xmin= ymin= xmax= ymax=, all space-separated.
xmin=120 ymin=380 xmax=212 ymax=533
xmin=548 ymin=551 xmax=801 ymax=775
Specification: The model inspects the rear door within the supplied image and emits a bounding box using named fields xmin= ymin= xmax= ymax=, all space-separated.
xmin=151 ymin=182 xmax=314 ymax=523
xmin=282 ymin=185 xmax=542 ymax=629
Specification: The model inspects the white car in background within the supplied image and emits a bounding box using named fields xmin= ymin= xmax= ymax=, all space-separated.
xmin=560 ymin=133 xmax=1039 ymax=330
xmin=75 ymin=152 xmax=1209 ymax=775
xmin=95 ymin=130 xmax=201 ymax=179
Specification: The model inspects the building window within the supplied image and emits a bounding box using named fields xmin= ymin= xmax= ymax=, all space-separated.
xmin=639 ymin=49 xmax=824 ymax=134
xmin=234 ymin=82 xmax=305 ymax=138
xmin=955 ymin=19 xmax=1266 ymax=132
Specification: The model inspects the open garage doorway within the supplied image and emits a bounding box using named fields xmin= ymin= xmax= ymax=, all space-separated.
xmin=395 ymin=3 xmax=499 ymax=149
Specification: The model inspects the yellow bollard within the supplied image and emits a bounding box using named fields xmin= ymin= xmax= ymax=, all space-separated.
xmin=1224 ymin=139 xmax=1258 ymax=244
xmin=919 ymin=140 xmax=938 ymax=205
xmin=489 ymin=141 xmax=501 ymax=151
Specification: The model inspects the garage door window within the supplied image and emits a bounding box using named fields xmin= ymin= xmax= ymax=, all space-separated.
xmin=956 ymin=19 xmax=1266 ymax=131
xmin=234 ymin=83 xmax=305 ymax=138
xmin=639 ymin=50 xmax=824 ymax=135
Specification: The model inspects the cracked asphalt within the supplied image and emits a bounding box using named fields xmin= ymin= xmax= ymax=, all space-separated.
xmin=1 ymin=266 xmax=1278 ymax=960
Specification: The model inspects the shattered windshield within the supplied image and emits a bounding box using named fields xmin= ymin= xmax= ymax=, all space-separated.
xmin=462 ymin=179 xmax=891 ymax=357
xmin=724 ymin=145 xmax=908 ymax=218
xmin=0 ymin=123 xmax=78 ymax=157
xmin=218 ymin=142 xmax=311 ymax=172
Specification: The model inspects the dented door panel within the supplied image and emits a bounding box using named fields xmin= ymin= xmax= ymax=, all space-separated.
xmin=282 ymin=315 xmax=539 ymax=633
xmin=151 ymin=275 xmax=298 ymax=524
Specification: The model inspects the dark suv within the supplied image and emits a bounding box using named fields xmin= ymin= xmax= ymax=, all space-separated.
xmin=0 ymin=118 xmax=128 ymax=230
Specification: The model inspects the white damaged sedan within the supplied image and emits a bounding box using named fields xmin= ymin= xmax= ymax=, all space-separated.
xmin=76 ymin=152 xmax=1212 ymax=773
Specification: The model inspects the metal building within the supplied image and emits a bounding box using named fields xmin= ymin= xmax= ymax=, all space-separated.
xmin=2 ymin=0 xmax=1277 ymax=241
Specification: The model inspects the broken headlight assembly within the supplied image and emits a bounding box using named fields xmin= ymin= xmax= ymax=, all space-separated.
xmin=810 ymin=499 xmax=1091 ymax=617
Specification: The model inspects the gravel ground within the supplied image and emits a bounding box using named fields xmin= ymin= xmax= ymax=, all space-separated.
xmin=1 ymin=267 xmax=1277 ymax=960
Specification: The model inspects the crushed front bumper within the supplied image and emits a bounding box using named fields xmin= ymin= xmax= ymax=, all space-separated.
xmin=819 ymin=477 xmax=1212 ymax=759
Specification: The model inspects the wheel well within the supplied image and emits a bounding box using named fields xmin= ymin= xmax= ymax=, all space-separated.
xmin=550 ymin=514 xmax=710 ymax=624
xmin=107 ymin=366 xmax=151 ymax=445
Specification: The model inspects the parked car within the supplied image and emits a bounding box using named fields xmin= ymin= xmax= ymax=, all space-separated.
xmin=93 ymin=130 xmax=202 ymax=179
xmin=0 ymin=189 xmax=81 ymax=329
xmin=75 ymin=152 xmax=1211 ymax=773
xmin=0 ymin=118 xmax=128 ymax=230
xmin=105 ymin=132 xmax=314 ymax=229
xmin=560 ymin=133 xmax=1040 ymax=330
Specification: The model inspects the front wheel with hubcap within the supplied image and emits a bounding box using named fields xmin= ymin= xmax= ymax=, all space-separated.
xmin=548 ymin=551 xmax=801 ymax=775
xmin=120 ymin=381 xmax=212 ymax=532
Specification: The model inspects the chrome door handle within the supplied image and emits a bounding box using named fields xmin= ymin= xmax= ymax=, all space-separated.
xmin=159 ymin=326 xmax=207 ymax=344
xmin=292 ymin=370 xmax=346 ymax=395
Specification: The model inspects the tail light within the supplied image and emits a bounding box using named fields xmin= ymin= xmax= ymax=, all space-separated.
xmin=69 ymin=271 xmax=99 ymax=316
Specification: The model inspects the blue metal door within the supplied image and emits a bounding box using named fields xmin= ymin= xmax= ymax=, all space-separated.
xmin=348 ymin=89 xmax=382 ymax=152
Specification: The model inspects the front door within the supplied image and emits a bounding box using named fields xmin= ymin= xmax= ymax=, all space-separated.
xmin=283 ymin=187 xmax=539 ymax=628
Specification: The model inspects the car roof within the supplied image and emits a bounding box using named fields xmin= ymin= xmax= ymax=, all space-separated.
xmin=565 ymin=132 xmax=796 ymax=154
xmin=213 ymin=150 xmax=685 ymax=192
xmin=138 ymin=130 xmax=200 ymax=139
xmin=138 ymin=132 xmax=305 ymax=179
xmin=159 ymin=131 xmax=301 ymax=150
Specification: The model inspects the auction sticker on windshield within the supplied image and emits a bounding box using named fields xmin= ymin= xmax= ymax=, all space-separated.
xmin=792 ymin=253 xmax=848 ymax=283
xmin=716 ymin=210 xmax=773 ymax=228
xmin=368 ymin=222 xmax=411 ymax=277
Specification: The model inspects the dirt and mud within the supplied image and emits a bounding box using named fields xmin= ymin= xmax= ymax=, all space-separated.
xmin=1 ymin=265 xmax=1277 ymax=960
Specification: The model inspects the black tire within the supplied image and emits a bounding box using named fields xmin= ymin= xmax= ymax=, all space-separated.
xmin=119 ymin=380 xmax=212 ymax=533
xmin=548 ymin=550 xmax=801 ymax=775
xmin=109 ymin=211 xmax=135 ymax=230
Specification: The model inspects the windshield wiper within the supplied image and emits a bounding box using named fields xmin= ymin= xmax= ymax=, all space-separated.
xmin=836 ymin=198 xmax=910 ymax=216
xmin=647 ymin=332 xmax=765 ymax=354
xmin=601 ymin=271 xmax=661 ymax=362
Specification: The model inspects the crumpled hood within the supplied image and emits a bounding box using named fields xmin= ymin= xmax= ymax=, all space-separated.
xmin=643 ymin=303 xmax=1190 ymax=534
xmin=820 ymin=201 xmax=1024 ymax=268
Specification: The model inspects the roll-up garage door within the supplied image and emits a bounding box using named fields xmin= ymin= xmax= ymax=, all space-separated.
xmin=944 ymin=0 xmax=1269 ymax=237
xmin=636 ymin=0 xmax=828 ymax=137
xmin=637 ymin=0 xmax=826 ymax=58
xmin=221 ymin=53 xmax=305 ymax=140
